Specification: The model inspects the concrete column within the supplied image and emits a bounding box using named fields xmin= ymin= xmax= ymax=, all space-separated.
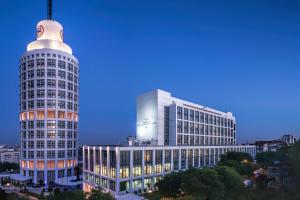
xmin=152 ymin=149 xmax=156 ymax=174
xmin=185 ymin=149 xmax=188 ymax=170
xmin=192 ymin=148 xmax=195 ymax=167
xmin=170 ymin=149 xmax=174 ymax=171
xmin=93 ymin=147 xmax=96 ymax=173
xmin=178 ymin=149 xmax=181 ymax=170
xmin=87 ymin=146 xmax=90 ymax=172
xmin=107 ymin=147 xmax=110 ymax=178
xmin=141 ymin=149 xmax=145 ymax=191
xmin=162 ymin=149 xmax=165 ymax=174
xmin=82 ymin=146 xmax=85 ymax=172
xmin=116 ymin=148 xmax=120 ymax=194
xmin=129 ymin=150 xmax=133 ymax=191
xmin=99 ymin=147 xmax=102 ymax=175
xmin=33 ymin=170 xmax=37 ymax=184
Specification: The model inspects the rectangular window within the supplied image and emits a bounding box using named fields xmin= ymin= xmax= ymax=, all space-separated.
xmin=195 ymin=111 xmax=199 ymax=122
xmin=190 ymin=110 xmax=194 ymax=121
xmin=177 ymin=120 xmax=182 ymax=133
xmin=47 ymin=59 xmax=56 ymax=68
xmin=58 ymin=60 xmax=66 ymax=69
xmin=177 ymin=106 xmax=182 ymax=119
xmin=184 ymin=108 xmax=188 ymax=120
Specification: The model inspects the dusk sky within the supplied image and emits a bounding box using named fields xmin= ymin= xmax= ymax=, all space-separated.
xmin=0 ymin=0 xmax=299 ymax=145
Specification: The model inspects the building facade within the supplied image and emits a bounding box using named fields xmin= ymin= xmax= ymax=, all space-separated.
xmin=137 ymin=90 xmax=236 ymax=146
xmin=0 ymin=148 xmax=20 ymax=164
xmin=83 ymin=89 xmax=256 ymax=195
xmin=281 ymin=134 xmax=297 ymax=145
xmin=19 ymin=18 xmax=79 ymax=184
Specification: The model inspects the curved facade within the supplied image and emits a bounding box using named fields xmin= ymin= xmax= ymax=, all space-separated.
xmin=19 ymin=19 xmax=79 ymax=184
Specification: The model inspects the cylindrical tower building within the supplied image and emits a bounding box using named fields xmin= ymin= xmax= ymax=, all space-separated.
xmin=19 ymin=16 xmax=79 ymax=185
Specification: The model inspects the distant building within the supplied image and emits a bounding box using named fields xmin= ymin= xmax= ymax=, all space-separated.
xmin=0 ymin=146 xmax=20 ymax=164
xmin=281 ymin=134 xmax=297 ymax=145
xmin=255 ymin=140 xmax=284 ymax=153
xmin=0 ymin=149 xmax=20 ymax=164
xmin=255 ymin=134 xmax=298 ymax=153
xmin=82 ymin=89 xmax=256 ymax=195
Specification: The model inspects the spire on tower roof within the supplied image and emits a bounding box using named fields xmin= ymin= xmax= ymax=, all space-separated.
xmin=47 ymin=0 xmax=52 ymax=20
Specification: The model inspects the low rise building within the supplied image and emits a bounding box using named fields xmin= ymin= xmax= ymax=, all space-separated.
xmin=0 ymin=148 xmax=20 ymax=164
xmin=82 ymin=89 xmax=256 ymax=195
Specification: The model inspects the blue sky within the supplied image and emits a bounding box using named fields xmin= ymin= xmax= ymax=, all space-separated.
xmin=0 ymin=0 xmax=299 ymax=145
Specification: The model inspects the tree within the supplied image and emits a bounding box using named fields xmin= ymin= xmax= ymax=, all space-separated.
xmin=256 ymin=151 xmax=287 ymax=166
xmin=157 ymin=172 xmax=182 ymax=198
xmin=219 ymin=152 xmax=254 ymax=177
xmin=216 ymin=166 xmax=242 ymax=190
xmin=88 ymin=189 xmax=115 ymax=200
xmin=54 ymin=190 xmax=86 ymax=200
xmin=0 ymin=162 xmax=19 ymax=173
xmin=0 ymin=188 xmax=7 ymax=200
xmin=220 ymin=152 xmax=253 ymax=164
xmin=287 ymin=141 xmax=300 ymax=186
xmin=182 ymin=168 xmax=225 ymax=200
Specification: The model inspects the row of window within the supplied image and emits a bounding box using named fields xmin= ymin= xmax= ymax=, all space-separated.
xmin=177 ymin=106 xmax=235 ymax=128
xmin=177 ymin=121 xmax=235 ymax=136
xmin=20 ymin=69 xmax=78 ymax=83
xmin=21 ymin=100 xmax=78 ymax=111
xmin=21 ymin=140 xmax=76 ymax=149
xmin=20 ymin=130 xmax=77 ymax=139
xmin=20 ymin=120 xmax=78 ymax=130
xmin=21 ymin=149 xmax=77 ymax=159
xmin=20 ymin=79 xmax=78 ymax=93
xmin=20 ymin=57 xmax=78 ymax=74
xmin=21 ymin=89 xmax=79 ymax=102
xmin=21 ymin=52 xmax=77 ymax=65
xmin=176 ymin=134 xmax=235 ymax=146
xmin=84 ymin=147 xmax=254 ymax=181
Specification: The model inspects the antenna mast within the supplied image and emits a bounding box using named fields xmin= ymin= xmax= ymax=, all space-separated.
xmin=47 ymin=0 xmax=52 ymax=20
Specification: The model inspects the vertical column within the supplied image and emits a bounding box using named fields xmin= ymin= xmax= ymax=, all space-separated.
xmin=116 ymin=148 xmax=120 ymax=195
xmin=93 ymin=147 xmax=96 ymax=173
xmin=34 ymin=169 xmax=37 ymax=184
xmin=99 ymin=147 xmax=102 ymax=176
xmin=107 ymin=147 xmax=110 ymax=178
xmin=185 ymin=149 xmax=188 ymax=170
xmin=87 ymin=146 xmax=90 ymax=172
xmin=152 ymin=149 xmax=155 ymax=188
xmin=152 ymin=149 xmax=156 ymax=174
xmin=129 ymin=150 xmax=133 ymax=192
xmin=178 ymin=149 xmax=181 ymax=170
xmin=170 ymin=149 xmax=174 ymax=171
xmin=192 ymin=148 xmax=195 ymax=167
xmin=141 ymin=149 xmax=145 ymax=191
xmin=162 ymin=149 xmax=165 ymax=174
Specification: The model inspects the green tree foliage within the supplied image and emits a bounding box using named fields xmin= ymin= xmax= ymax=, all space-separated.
xmin=0 ymin=162 xmax=19 ymax=173
xmin=216 ymin=166 xmax=242 ymax=190
xmin=219 ymin=152 xmax=254 ymax=177
xmin=287 ymin=141 xmax=300 ymax=185
xmin=220 ymin=152 xmax=253 ymax=163
xmin=255 ymin=151 xmax=287 ymax=166
xmin=182 ymin=168 xmax=225 ymax=200
xmin=0 ymin=189 xmax=7 ymax=200
xmin=157 ymin=172 xmax=182 ymax=198
xmin=53 ymin=190 xmax=86 ymax=200
xmin=88 ymin=189 xmax=115 ymax=200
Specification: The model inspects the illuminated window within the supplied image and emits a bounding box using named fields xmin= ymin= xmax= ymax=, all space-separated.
xmin=47 ymin=160 xmax=55 ymax=169
xmin=58 ymin=160 xmax=65 ymax=168
xmin=47 ymin=110 xmax=55 ymax=118
xmin=37 ymin=111 xmax=45 ymax=119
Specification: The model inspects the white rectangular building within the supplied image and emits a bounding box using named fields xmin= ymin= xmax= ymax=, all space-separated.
xmin=137 ymin=89 xmax=236 ymax=146
xmin=83 ymin=89 xmax=256 ymax=195
xmin=0 ymin=148 xmax=20 ymax=164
